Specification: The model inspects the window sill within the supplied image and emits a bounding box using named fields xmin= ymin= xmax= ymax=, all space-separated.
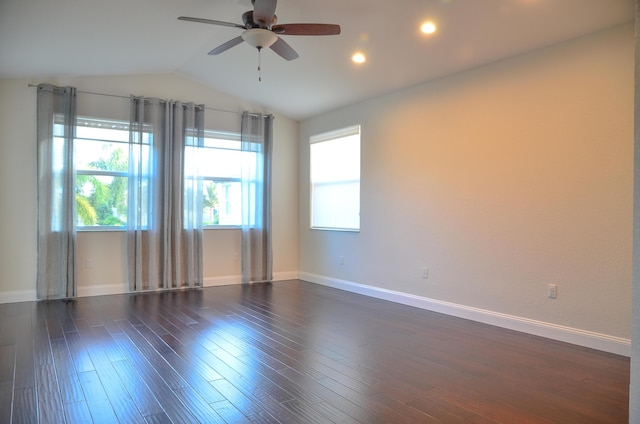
xmin=77 ymin=226 xmax=126 ymax=233
xmin=78 ymin=226 xmax=241 ymax=232
xmin=310 ymin=226 xmax=360 ymax=233
xmin=204 ymin=226 xmax=241 ymax=230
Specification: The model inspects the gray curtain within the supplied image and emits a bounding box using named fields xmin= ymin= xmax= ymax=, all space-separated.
xmin=240 ymin=112 xmax=273 ymax=283
xmin=36 ymin=84 xmax=77 ymax=299
xmin=128 ymin=97 xmax=204 ymax=291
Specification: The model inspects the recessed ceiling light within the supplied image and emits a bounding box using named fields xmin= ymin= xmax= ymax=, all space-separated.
xmin=421 ymin=21 xmax=437 ymax=35
xmin=352 ymin=52 xmax=366 ymax=64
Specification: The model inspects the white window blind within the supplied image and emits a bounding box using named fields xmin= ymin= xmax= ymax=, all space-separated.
xmin=310 ymin=125 xmax=361 ymax=231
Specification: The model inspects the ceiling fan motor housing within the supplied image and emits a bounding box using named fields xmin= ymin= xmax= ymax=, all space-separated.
xmin=242 ymin=10 xmax=277 ymax=29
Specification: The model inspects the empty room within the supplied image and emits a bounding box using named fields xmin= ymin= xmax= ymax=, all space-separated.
xmin=1 ymin=0 xmax=639 ymax=422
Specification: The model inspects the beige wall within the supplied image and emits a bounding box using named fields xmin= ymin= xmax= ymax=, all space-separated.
xmin=300 ymin=24 xmax=634 ymax=340
xmin=0 ymin=74 xmax=299 ymax=299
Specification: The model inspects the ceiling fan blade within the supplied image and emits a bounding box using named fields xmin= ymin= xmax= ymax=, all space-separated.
xmin=178 ymin=16 xmax=245 ymax=30
xmin=272 ymin=23 xmax=341 ymax=36
xmin=252 ymin=0 xmax=277 ymax=28
xmin=208 ymin=36 xmax=245 ymax=55
xmin=270 ymin=37 xmax=299 ymax=61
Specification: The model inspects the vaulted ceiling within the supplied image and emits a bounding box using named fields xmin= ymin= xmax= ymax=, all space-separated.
xmin=0 ymin=0 xmax=634 ymax=120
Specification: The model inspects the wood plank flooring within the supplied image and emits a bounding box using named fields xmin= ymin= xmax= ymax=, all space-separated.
xmin=0 ymin=280 xmax=630 ymax=423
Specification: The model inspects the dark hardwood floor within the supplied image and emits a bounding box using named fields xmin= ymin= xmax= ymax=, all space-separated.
xmin=0 ymin=280 xmax=629 ymax=423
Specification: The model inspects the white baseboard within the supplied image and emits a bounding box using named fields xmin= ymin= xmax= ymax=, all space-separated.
xmin=204 ymin=271 xmax=299 ymax=287
xmin=204 ymin=275 xmax=241 ymax=287
xmin=76 ymin=271 xmax=300 ymax=295
xmin=0 ymin=290 xmax=36 ymax=304
xmin=0 ymin=286 xmax=128 ymax=302
xmin=299 ymin=272 xmax=631 ymax=357
xmin=0 ymin=271 xmax=299 ymax=304
xmin=273 ymin=271 xmax=299 ymax=281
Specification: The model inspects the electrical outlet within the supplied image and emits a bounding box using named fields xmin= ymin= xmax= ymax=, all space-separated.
xmin=422 ymin=268 xmax=429 ymax=279
xmin=548 ymin=284 xmax=557 ymax=299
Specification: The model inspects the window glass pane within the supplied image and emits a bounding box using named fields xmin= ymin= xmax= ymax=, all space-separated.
xmin=311 ymin=134 xmax=360 ymax=182
xmin=200 ymin=131 xmax=244 ymax=227
xmin=310 ymin=126 xmax=361 ymax=231
xmin=76 ymin=125 xmax=129 ymax=143
xmin=203 ymin=180 xmax=241 ymax=226
xmin=204 ymin=137 xmax=241 ymax=150
xmin=75 ymin=140 xmax=128 ymax=172
xmin=76 ymin=175 xmax=128 ymax=227
xmin=73 ymin=117 xmax=131 ymax=229
xmin=312 ymin=181 xmax=360 ymax=230
xmin=199 ymin=147 xmax=242 ymax=179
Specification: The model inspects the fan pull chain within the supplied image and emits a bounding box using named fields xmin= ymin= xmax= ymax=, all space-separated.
xmin=258 ymin=47 xmax=262 ymax=82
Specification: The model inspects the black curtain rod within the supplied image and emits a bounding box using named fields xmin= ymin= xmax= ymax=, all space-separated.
xmin=26 ymin=83 xmax=252 ymax=116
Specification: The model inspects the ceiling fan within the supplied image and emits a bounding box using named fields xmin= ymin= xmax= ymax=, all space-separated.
xmin=178 ymin=0 xmax=341 ymax=61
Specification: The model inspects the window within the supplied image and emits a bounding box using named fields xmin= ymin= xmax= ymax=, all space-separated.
xmin=310 ymin=125 xmax=361 ymax=231
xmin=71 ymin=118 xmax=134 ymax=229
xmin=200 ymin=131 xmax=244 ymax=227
xmin=69 ymin=117 xmax=245 ymax=230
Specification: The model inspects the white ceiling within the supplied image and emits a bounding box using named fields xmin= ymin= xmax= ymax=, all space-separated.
xmin=0 ymin=0 xmax=634 ymax=120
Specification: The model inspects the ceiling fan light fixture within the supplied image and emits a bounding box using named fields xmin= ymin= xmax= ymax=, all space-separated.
xmin=242 ymin=28 xmax=278 ymax=49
